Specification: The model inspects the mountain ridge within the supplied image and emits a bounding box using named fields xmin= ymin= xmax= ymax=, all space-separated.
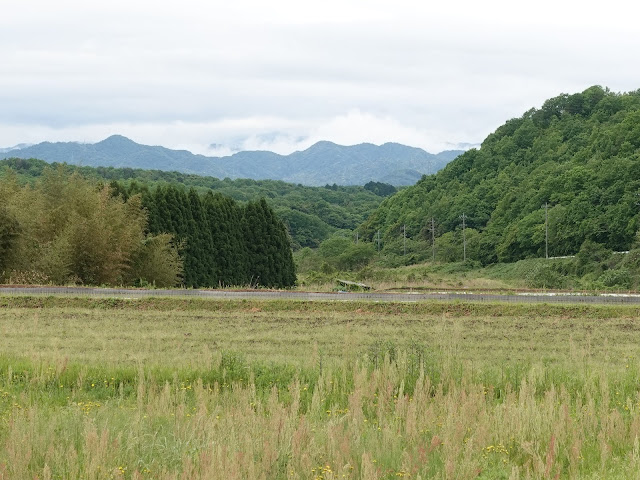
xmin=0 ymin=136 xmax=462 ymax=186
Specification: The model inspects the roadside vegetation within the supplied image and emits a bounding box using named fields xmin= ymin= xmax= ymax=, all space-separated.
xmin=2 ymin=297 xmax=640 ymax=478
xmin=295 ymin=233 xmax=640 ymax=293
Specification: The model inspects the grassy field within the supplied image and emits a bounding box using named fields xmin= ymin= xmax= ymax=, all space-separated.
xmin=2 ymin=296 xmax=640 ymax=479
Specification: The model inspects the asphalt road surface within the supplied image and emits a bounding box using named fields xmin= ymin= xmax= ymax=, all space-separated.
xmin=1 ymin=286 xmax=640 ymax=305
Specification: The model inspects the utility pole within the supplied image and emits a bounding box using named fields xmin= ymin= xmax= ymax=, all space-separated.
xmin=355 ymin=231 xmax=359 ymax=244
xmin=461 ymin=213 xmax=467 ymax=262
xmin=403 ymin=224 xmax=406 ymax=256
xmin=376 ymin=230 xmax=381 ymax=253
xmin=430 ymin=217 xmax=436 ymax=262
xmin=545 ymin=202 xmax=549 ymax=259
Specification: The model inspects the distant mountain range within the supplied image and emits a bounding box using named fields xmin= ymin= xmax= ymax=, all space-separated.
xmin=0 ymin=143 xmax=32 ymax=153
xmin=0 ymin=135 xmax=463 ymax=186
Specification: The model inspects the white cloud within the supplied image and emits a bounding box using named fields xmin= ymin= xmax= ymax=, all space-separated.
xmin=1 ymin=0 xmax=640 ymax=154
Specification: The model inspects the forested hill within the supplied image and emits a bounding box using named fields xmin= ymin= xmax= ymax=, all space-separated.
xmin=0 ymin=136 xmax=462 ymax=186
xmin=361 ymin=86 xmax=640 ymax=264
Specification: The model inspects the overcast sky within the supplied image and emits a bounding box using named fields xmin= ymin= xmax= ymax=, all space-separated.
xmin=1 ymin=0 xmax=639 ymax=155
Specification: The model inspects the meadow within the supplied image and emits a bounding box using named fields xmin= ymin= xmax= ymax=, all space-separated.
xmin=1 ymin=296 xmax=640 ymax=479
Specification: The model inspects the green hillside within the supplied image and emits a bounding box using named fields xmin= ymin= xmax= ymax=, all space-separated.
xmin=361 ymin=86 xmax=640 ymax=265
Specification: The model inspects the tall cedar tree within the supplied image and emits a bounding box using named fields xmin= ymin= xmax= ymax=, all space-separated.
xmin=243 ymin=199 xmax=296 ymax=288
xmin=203 ymin=192 xmax=249 ymax=286
xmin=143 ymin=186 xmax=295 ymax=288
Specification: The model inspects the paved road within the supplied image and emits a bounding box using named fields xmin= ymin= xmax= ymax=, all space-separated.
xmin=1 ymin=286 xmax=640 ymax=305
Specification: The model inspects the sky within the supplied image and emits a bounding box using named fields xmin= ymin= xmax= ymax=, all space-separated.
xmin=2 ymin=0 xmax=639 ymax=156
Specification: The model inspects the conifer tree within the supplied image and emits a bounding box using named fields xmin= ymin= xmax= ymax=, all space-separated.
xmin=142 ymin=187 xmax=295 ymax=288
xmin=187 ymin=188 xmax=213 ymax=287
xmin=203 ymin=192 xmax=249 ymax=286
xmin=0 ymin=207 xmax=20 ymax=273
xmin=243 ymin=199 xmax=296 ymax=288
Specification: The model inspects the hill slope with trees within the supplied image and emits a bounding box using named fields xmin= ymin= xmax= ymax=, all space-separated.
xmin=0 ymin=157 xmax=389 ymax=250
xmin=361 ymin=86 xmax=640 ymax=265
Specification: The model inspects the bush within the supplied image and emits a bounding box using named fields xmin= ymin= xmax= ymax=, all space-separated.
xmin=574 ymin=240 xmax=612 ymax=276
xmin=598 ymin=268 xmax=632 ymax=288
xmin=127 ymin=234 xmax=183 ymax=288
xmin=621 ymin=249 xmax=640 ymax=270
xmin=525 ymin=262 xmax=567 ymax=289
xmin=337 ymin=243 xmax=376 ymax=270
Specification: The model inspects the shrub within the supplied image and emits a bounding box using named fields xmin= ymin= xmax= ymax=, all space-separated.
xmin=574 ymin=239 xmax=612 ymax=276
xmin=598 ymin=268 xmax=632 ymax=288
xmin=525 ymin=262 xmax=567 ymax=289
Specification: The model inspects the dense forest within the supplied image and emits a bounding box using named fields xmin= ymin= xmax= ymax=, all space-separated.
xmin=361 ymin=86 xmax=640 ymax=265
xmin=0 ymin=168 xmax=296 ymax=288
xmin=0 ymin=158 xmax=390 ymax=249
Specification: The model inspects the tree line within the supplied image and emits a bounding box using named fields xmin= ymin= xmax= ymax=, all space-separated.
xmin=0 ymin=168 xmax=296 ymax=288
xmin=0 ymin=157 xmax=388 ymax=250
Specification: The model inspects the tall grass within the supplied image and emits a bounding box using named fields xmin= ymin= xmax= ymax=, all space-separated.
xmin=2 ymin=296 xmax=640 ymax=478
xmin=2 ymin=349 xmax=640 ymax=479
